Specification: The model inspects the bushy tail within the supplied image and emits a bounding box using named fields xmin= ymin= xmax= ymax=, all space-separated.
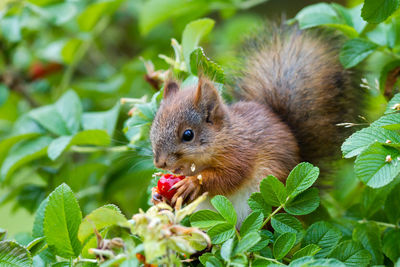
xmin=236 ymin=24 xmax=363 ymax=164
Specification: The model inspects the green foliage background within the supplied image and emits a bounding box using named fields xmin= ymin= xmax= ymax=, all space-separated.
xmin=2 ymin=0 xmax=400 ymax=266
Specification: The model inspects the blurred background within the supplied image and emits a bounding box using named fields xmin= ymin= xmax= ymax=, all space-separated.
xmin=0 ymin=0 xmax=383 ymax=239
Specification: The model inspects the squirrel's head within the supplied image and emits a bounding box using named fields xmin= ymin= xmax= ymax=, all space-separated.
xmin=150 ymin=77 xmax=227 ymax=176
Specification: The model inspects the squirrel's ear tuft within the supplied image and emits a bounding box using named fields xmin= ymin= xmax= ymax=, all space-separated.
xmin=194 ymin=76 xmax=225 ymax=124
xmin=163 ymin=80 xmax=179 ymax=99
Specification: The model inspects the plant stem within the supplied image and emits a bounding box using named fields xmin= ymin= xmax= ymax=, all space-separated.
xmin=253 ymin=254 xmax=284 ymax=265
xmin=261 ymin=205 xmax=283 ymax=228
xmin=235 ymin=228 xmax=241 ymax=241
xmin=358 ymin=219 xmax=398 ymax=229
xmin=70 ymin=145 xmax=130 ymax=153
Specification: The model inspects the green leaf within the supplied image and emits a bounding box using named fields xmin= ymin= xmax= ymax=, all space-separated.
xmin=0 ymin=17 xmax=21 ymax=43
xmin=353 ymin=222 xmax=383 ymax=265
xmin=44 ymin=183 xmax=82 ymax=258
xmin=234 ymin=232 xmax=261 ymax=255
xmin=0 ymin=241 xmax=32 ymax=267
xmin=294 ymin=3 xmax=341 ymax=29
xmin=190 ymin=210 xmax=225 ymax=229
xmin=62 ymin=39 xmax=83 ymax=64
xmin=205 ymin=256 xmax=223 ymax=267
xmin=78 ymin=204 xmax=130 ymax=244
xmin=339 ymin=38 xmax=378 ymax=68
xmin=207 ymin=223 xmax=235 ymax=244
xmin=1 ymin=136 xmax=52 ymax=182
xmin=29 ymin=90 xmax=82 ymax=136
xmin=385 ymin=93 xmax=400 ymax=114
xmin=292 ymin=244 xmax=321 ymax=260
xmin=26 ymin=237 xmax=47 ymax=257
xmin=220 ymin=238 xmax=234 ymax=261
xmin=273 ymin=232 xmax=296 ymax=260
xmin=355 ymin=142 xmax=400 ymax=188
xmin=32 ymin=197 xmax=49 ymax=238
xmin=189 ymin=47 xmax=224 ymax=83
xmin=372 ymin=113 xmax=400 ymax=130
xmin=304 ymin=221 xmax=342 ymax=258
xmin=77 ymin=0 xmax=121 ymax=31
xmin=182 ymin=18 xmax=215 ymax=72
xmin=284 ymin=188 xmax=320 ymax=215
xmin=211 ymin=195 xmax=237 ymax=226
xmin=382 ymin=228 xmax=400 ymax=262
xmin=248 ymin=192 xmax=271 ymax=217
xmin=286 ymin=162 xmax=319 ymax=198
xmin=329 ymin=240 xmax=371 ymax=267
xmin=47 ymin=130 xmax=111 ymax=160
xmin=260 ymin=175 xmax=287 ymax=207
xmin=138 ymin=0 xmax=209 ymax=35
xmin=362 ymin=0 xmax=400 ymax=24
xmin=271 ymin=213 xmax=304 ymax=244
xmin=342 ymin=126 xmax=400 ymax=158
xmin=240 ymin=212 xmax=263 ymax=237
xmin=384 ymin=183 xmax=400 ymax=223
xmin=0 ymin=85 xmax=9 ymax=107
xmin=290 ymin=256 xmax=346 ymax=267
xmin=0 ymin=133 xmax=41 ymax=168
xmin=249 ymin=229 xmax=271 ymax=252
xmin=82 ymin=103 xmax=120 ymax=136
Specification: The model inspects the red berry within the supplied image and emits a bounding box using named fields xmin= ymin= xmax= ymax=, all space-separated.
xmin=157 ymin=174 xmax=185 ymax=200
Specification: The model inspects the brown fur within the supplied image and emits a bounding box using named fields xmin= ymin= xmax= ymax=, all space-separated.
xmin=150 ymin=24 xmax=362 ymax=203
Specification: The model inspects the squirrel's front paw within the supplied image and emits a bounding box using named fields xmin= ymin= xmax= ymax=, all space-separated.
xmin=171 ymin=176 xmax=202 ymax=207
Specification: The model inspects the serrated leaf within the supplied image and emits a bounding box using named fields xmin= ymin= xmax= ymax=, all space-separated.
xmin=382 ymin=228 xmax=400 ymax=262
xmin=329 ymin=240 xmax=371 ymax=267
xmin=26 ymin=237 xmax=47 ymax=257
xmin=240 ymin=212 xmax=263 ymax=237
xmin=286 ymin=162 xmax=319 ymax=198
xmin=181 ymin=18 xmax=215 ymax=72
xmin=248 ymin=192 xmax=271 ymax=217
xmin=82 ymin=103 xmax=120 ymax=136
xmin=29 ymin=90 xmax=82 ymax=136
xmin=207 ymin=223 xmax=235 ymax=244
xmin=353 ymin=222 xmax=383 ymax=265
xmin=211 ymin=195 xmax=237 ymax=226
xmin=260 ymin=175 xmax=287 ymax=207
xmin=1 ymin=136 xmax=52 ymax=182
xmin=284 ymin=188 xmax=320 ymax=215
xmin=234 ymin=232 xmax=260 ymax=255
xmin=0 ymin=241 xmax=32 ymax=267
xmin=362 ymin=0 xmax=400 ymax=24
xmin=190 ymin=210 xmax=225 ymax=229
xmin=355 ymin=142 xmax=400 ymax=188
xmin=372 ymin=113 xmax=400 ymax=130
xmin=271 ymin=213 xmax=304 ymax=244
xmin=220 ymin=238 xmax=234 ymax=261
xmin=342 ymin=126 xmax=400 ymax=158
xmin=78 ymin=205 xmax=130 ymax=244
xmin=189 ymin=47 xmax=224 ymax=83
xmin=304 ymin=221 xmax=342 ymax=258
xmin=292 ymin=244 xmax=321 ymax=260
xmin=273 ymin=232 xmax=296 ymax=260
xmin=339 ymin=38 xmax=378 ymax=68
xmin=386 ymin=93 xmax=400 ymax=114
xmin=32 ymin=197 xmax=49 ymax=238
xmin=44 ymin=183 xmax=82 ymax=258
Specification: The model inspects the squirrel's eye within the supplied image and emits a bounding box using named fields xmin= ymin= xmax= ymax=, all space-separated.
xmin=182 ymin=129 xmax=194 ymax=142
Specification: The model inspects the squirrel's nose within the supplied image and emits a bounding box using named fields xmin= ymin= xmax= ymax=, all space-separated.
xmin=154 ymin=153 xmax=168 ymax=169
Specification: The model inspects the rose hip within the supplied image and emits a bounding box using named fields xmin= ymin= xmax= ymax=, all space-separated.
xmin=157 ymin=174 xmax=185 ymax=200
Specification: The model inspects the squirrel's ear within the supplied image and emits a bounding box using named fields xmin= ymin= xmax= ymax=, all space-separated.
xmin=163 ymin=80 xmax=179 ymax=99
xmin=194 ymin=77 xmax=225 ymax=124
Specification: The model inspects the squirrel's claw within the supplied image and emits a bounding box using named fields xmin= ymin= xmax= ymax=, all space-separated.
xmin=171 ymin=176 xmax=201 ymax=207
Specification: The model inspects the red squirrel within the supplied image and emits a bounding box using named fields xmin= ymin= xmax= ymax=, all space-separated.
xmin=149 ymin=25 xmax=363 ymax=224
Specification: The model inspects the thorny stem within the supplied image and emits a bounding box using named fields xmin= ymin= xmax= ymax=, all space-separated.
xmin=358 ymin=219 xmax=398 ymax=229
xmin=70 ymin=145 xmax=130 ymax=153
xmin=253 ymin=254 xmax=284 ymax=265
xmin=261 ymin=205 xmax=284 ymax=229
